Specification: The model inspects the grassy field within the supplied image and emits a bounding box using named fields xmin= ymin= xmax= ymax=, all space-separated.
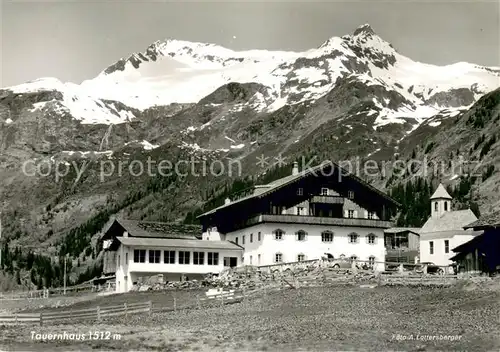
xmin=1 ymin=285 xmax=500 ymax=351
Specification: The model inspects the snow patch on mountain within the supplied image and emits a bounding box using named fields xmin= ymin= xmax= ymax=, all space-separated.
xmin=4 ymin=78 xmax=136 ymax=124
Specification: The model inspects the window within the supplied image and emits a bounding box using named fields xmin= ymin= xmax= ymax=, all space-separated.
xmin=348 ymin=191 xmax=354 ymax=199
xmin=297 ymin=254 xmax=305 ymax=262
xmin=296 ymin=230 xmax=307 ymax=241
xmin=350 ymin=255 xmax=358 ymax=261
xmin=434 ymin=202 xmax=438 ymax=211
xmin=149 ymin=250 xmax=161 ymax=263
xmin=258 ymin=254 xmax=261 ymax=265
xmin=444 ymin=202 xmax=448 ymax=211
xmin=133 ymin=249 xmax=146 ymax=263
xmin=321 ymin=187 xmax=329 ymax=195
xmin=367 ymin=234 xmax=376 ymax=244
xmin=193 ymin=252 xmax=204 ymax=265
xmin=369 ymin=256 xmax=375 ymax=265
xmin=444 ymin=240 xmax=449 ymax=254
xmin=235 ymin=237 xmax=239 ymax=245
xmin=207 ymin=252 xmax=219 ymax=265
xmin=348 ymin=210 xmax=354 ymax=218
xmin=179 ymin=251 xmax=190 ymax=264
xmin=164 ymin=250 xmax=175 ymax=264
xmin=368 ymin=211 xmax=375 ymax=219
xmin=297 ymin=188 xmax=303 ymax=196
xmin=258 ymin=232 xmax=261 ymax=241
xmin=274 ymin=229 xmax=284 ymax=240
xmin=125 ymin=253 xmax=128 ymax=264
xmin=118 ymin=255 xmax=120 ymax=265
xmin=250 ymin=233 xmax=253 ymax=243
xmin=349 ymin=233 xmax=359 ymax=243
xmin=429 ymin=241 xmax=434 ymax=255
xmin=242 ymin=235 xmax=245 ymax=245
xmin=275 ymin=253 xmax=283 ymax=263
xmin=249 ymin=255 xmax=253 ymax=265
xmin=321 ymin=231 xmax=334 ymax=242
xmin=297 ymin=206 xmax=304 ymax=215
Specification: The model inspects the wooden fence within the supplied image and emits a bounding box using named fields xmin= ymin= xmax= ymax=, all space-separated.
xmin=0 ymin=288 xmax=253 ymax=326
xmin=0 ymin=301 xmax=151 ymax=326
xmin=0 ymin=284 xmax=96 ymax=301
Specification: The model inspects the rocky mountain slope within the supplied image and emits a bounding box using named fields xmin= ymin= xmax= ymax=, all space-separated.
xmin=0 ymin=24 xmax=498 ymax=279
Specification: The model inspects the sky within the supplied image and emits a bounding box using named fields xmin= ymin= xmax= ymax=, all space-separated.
xmin=1 ymin=0 xmax=499 ymax=87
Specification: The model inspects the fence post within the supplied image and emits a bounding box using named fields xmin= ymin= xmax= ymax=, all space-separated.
xmin=39 ymin=312 xmax=43 ymax=327
xmin=124 ymin=303 xmax=128 ymax=318
xmin=148 ymin=301 xmax=152 ymax=317
xmin=174 ymin=296 xmax=177 ymax=312
xmin=220 ymin=292 xmax=224 ymax=308
xmin=196 ymin=295 xmax=200 ymax=310
xmin=242 ymin=287 xmax=246 ymax=303
xmin=14 ymin=313 xmax=18 ymax=325
xmin=97 ymin=306 xmax=101 ymax=322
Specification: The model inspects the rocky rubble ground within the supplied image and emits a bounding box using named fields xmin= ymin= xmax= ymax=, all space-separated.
xmin=130 ymin=260 xmax=500 ymax=292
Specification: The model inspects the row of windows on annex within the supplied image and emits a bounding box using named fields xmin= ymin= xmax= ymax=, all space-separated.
xmin=271 ymin=229 xmax=379 ymax=244
xmin=126 ymin=250 xmax=220 ymax=265
xmin=428 ymin=240 xmax=451 ymax=254
xmin=272 ymin=253 xmax=378 ymax=264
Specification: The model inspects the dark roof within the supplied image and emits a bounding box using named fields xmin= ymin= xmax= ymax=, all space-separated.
xmin=198 ymin=161 xmax=400 ymax=218
xmin=450 ymin=227 xmax=500 ymax=262
xmin=384 ymin=227 xmax=420 ymax=235
xmin=101 ymin=219 xmax=201 ymax=241
xmin=117 ymin=237 xmax=243 ymax=251
xmin=464 ymin=209 xmax=500 ymax=230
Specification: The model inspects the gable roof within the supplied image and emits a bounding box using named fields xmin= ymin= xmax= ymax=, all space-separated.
xmin=431 ymin=183 xmax=452 ymax=200
xmin=420 ymin=209 xmax=478 ymax=234
xmin=464 ymin=209 xmax=500 ymax=230
xmin=198 ymin=161 xmax=399 ymax=218
xmin=420 ymin=229 xmax=483 ymax=240
xmin=101 ymin=219 xmax=201 ymax=241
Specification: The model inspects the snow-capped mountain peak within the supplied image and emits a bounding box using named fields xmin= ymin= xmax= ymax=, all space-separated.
xmin=2 ymin=24 xmax=499 ymax=127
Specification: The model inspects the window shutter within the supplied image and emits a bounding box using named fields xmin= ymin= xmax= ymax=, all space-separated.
xmin=364 ymin=210 xmax=368 ymax=219
xmin=344 ymin=210 xmax=348 ymax=218
xmin=295 ymin=232 xmax=298 ymax=241
xmin=353 ymin=210 xmax=358 ymax=218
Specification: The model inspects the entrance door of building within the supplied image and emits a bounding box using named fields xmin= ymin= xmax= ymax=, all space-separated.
xmin=224 ymin=257 xmax=238 ymax=268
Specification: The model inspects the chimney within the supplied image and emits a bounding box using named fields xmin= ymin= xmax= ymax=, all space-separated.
xmin=224 ymin=198 xmax=231 ymax=205
xmin=292 ymin=162 xmax=299 ymax=176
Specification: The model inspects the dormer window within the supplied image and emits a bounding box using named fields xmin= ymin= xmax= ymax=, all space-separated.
xmin=434 ymin=202 xmax=438 ymax=211
xmin=321 ymin=188 xmax=329 ymax=196
xmin=444 ymin=201 xmax=448 ymax=211
xmin=348 ymin=210 xmax=354 ymax=218
xmin=348 ymin=191 xmax=355 ymax=199
xmin=297 ymin=188 xmax=303 ymax=196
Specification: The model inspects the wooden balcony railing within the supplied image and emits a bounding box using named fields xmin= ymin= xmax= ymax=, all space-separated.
xmin=245 ymin=214 xmax=393 ymax=229
xmin=309 ymin=195 xmax=345 ymax=205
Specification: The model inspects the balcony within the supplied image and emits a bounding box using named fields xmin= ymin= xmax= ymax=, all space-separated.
xmin=309 ymin=195 xmax=345 ymax=205
xmin=246 ymin=214 xmax=393 ymax=229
